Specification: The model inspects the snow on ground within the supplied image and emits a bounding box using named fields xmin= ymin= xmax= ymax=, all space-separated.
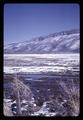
xmin=4 ymin=54 xmax=79 ymax=74
xmin=4 ymin=66 xmax=68 ymax=74
xmin=4 ymin=53 xmax=79 ymax=59
xmin=31 ymin=101 xmax=57 ymax=116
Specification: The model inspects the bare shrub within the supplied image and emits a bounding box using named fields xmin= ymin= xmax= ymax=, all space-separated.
xmin=59 ymin=79 xmax=80 ymax=116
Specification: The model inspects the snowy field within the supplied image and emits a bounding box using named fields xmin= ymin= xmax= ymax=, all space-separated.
xmin=4 ymin=54 xmax=79 ymax=74
xmin=4 ymin=54 xmax=80 ymax=116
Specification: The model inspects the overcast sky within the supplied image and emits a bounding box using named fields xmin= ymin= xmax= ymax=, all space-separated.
xmin=4 ymin=3 xmax=80 ymax=45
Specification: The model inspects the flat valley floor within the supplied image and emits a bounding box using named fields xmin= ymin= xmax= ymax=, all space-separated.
xmin=4 ymin=54 xmax=80 ymax=116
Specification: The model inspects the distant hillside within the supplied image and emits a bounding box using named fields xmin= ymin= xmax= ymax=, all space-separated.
xmin=4 ymin=29 xmax=80 ymax=54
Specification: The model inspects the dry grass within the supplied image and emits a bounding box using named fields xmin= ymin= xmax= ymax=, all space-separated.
xmin=3 ymin=101 xmax=13 ymax=116
xmin=59 ymin=79 xmax=80 ymax=116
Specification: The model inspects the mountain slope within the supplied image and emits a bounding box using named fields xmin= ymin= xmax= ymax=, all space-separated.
xmin=4 ymin=29 xmax=80 ymax=54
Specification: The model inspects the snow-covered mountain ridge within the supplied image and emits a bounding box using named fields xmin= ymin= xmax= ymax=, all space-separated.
xmin=4 ymin=29 xmax=80 ymax=54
